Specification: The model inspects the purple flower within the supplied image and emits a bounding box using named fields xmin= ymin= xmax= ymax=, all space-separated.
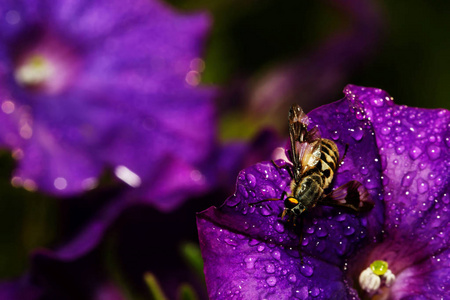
xmin=197 ymin=85 xmax=449 ymax=299
xmin=0 ymin=0 xmax=215 ymax=210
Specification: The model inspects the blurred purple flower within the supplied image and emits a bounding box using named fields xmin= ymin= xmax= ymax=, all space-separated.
xmin=197 ymin=85 xmax=449 ymax=299
xmin=0 ymin=0 xmax=215 ymax=210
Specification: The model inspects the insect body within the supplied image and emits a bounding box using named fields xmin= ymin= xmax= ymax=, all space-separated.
xmin=276 ymin=104 xmax=373 ymax=221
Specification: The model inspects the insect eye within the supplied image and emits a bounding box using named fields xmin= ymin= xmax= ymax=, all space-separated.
xmin=284 ymin=197 xmax=298 ymax=209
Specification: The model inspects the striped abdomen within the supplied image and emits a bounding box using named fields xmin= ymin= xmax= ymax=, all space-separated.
xmin=291 ymin=139 xmax=339 ymax=208
xmin=315 ymin=138 xmax=339 ymax=188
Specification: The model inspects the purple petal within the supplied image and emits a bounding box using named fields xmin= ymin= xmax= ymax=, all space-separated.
xmin=345 ymin=85 xmax=450 ymax=255
xmin=197 ymin=215 xmax=358 ymax=299
xmin=390 ymin=247 xmax=450 ymax=299
xmin=0 ymin=0 xmax=216 ymax=207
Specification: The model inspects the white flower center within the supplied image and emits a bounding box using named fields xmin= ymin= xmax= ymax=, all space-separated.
xmin=15 ymin=55 xmax=55 ymax=87
xmin=359 ymin=260 xmax=396 ymax=295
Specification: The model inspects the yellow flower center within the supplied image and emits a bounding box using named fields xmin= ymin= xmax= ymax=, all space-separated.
xmin=370 ymin=260 xmax=389 ymax=276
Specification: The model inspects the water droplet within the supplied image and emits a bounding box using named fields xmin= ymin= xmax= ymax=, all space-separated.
xmin=331 ymin=130 xmax=340 ymax=140
xmin=371 ymin=97 xmax=384 ymax=107
xmin=259 ymin=207 xmax=272 ymax=216
xmin=351 ymin=127 xmax=364 ymax=141
xmin=272 ymin=250 xmax=281 ymax=260
xmin=246 ymin=173 xmax=257 ymax=187
xmin=442 ymin=194 xmax=449 ymax=204
xmin=244 ymin=255 xmax=256 ymax=269
xmin=288 ymin=274 xmax=297 ymax=283
xmin=409 ymin=146 xmax=422 ymax=160
xmin=359 ymin=165 xmax=368 ymax=175
xmin=300 ymin=264 xmax=314 ymax=277
xmin=427 ymin=145 xmax=441 ymax=160
xmin=306 ymin=226 xmax=315 ymax=234
xmin=257 ymin=245 xmax=265 ymax=252
xmin=238 ymin=184 xmax=248 ymax=198
xmin=395 ymin=145 xmax=406 ymax=154
xmin=417 ymin=178 xmax=429 ymax=194
xmin=365 ymin=178 xmax=378 ymax=189
xmin=381 ymin=126 xmax=391 ymax=135
xmin=343 ymin=226 xmax=355 ymax=236
xmin=248 ymin=239 xmax=260 ymax=246
xmin=265 ymin=263 xmax=275 ymax=274
xmin=316 ymin=227 xmax=327 ymax=237
xmin=224 ymin=238 xmax=238 ymax=246
xmin=266 ymin=276 xmax=277 ymax=287
xmin=274 ymin=222 xmax=285 ymax=233
xmin=295 ymin=286 xmax=309 ymax=300
xmin=310 ymin=287 xmax=321 ymax=297
xmin=335 ymin=213 xmax=346 ymax=221
xmin=401 ymin=171 xmax=416 ymax=187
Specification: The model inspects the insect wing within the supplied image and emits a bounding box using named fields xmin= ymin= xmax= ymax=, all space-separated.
xmin=289 ymin=104 xmax=309 ymax=127
xmin=298 ymin=140 xmax=321 ymax=173
xmin=305 ymin=126 xmax=321 ymax=144
xmin=319 ymin=180 xmax=374 ymax=212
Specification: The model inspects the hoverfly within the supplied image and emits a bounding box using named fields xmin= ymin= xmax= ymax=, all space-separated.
xmin=257 ymin=104 xmax=374 ymax=221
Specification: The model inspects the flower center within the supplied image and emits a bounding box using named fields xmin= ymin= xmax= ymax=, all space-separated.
xmin=12 ymin=31 xmax=80 ymax=95
xmin=15 ymin=55 xmax=55 ymax=87
xmin=359 ymin=260 xmax=396 ymax=295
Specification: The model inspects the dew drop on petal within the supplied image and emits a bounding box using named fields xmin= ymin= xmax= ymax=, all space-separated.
xmin=316 ymin=227 xmax=327 ymax=237
xmin=371 ymin=97 xmax=384 ymax=107
xmin=395 ymin=145 xmax=406 ymax=154
xmin=401 ymin=171 xmax=416 ymax=187
xmin=265 ymin=263 xmax=275 ymax=274
xmin=266 ymin=276 xmax=277 ymax=287
xmin=306 ymin=226 xmax=315 ymax=234
xmin=331 ymin=130 xmax=340 ymax=140
xmin=408 ymin=146 xmax=422 ymax=160
xmin=244 ymin=255 xmax=256 ymax=269
xmin=351 ymin=127 xmax=364 ymax=141
xmin=300 ymin=264 xmax=314 ymax=277
xmin=272 ymin=250 xmax=281 ymax=260
xmin=274 ymin=222 xmax=285 ymax=233
xmin=246 ymin=173 xmax=257 ymax=188
xmin=381 ymin=126 xmax=391 ymax=135
xmin=295 ymin=286 xmax=309 ymax=300
xmin=359 ymin=165 xmax=368 ymax=175
xmin=259 ymin=207 xmax=271 ymax=216
xmin=427 ymin=145 xmax=441 ymax=160
xmin=224 ymin=238 xmax=238 ymax=246
xmin=417 ymin=178 xmax=429 ymax=194
xmin=288 ymin=274 xmax=297 ymax=283
xmin=343 ymin=226 xmax=355 ymax=236
xmin=310 ymin=287 xmax=320 ymax=297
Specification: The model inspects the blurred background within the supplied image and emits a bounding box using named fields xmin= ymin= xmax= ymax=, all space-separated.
xmin=0 ymin=0 xmax=449 ymax=299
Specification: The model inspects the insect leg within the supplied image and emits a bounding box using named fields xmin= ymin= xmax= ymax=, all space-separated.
xmin=337 ymin=144 xmax=349 ymax=168
xmin=249 ymin=190 xmax=287 ymax=206
xmin=271 ymin=160 xmax=293 ymax=178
